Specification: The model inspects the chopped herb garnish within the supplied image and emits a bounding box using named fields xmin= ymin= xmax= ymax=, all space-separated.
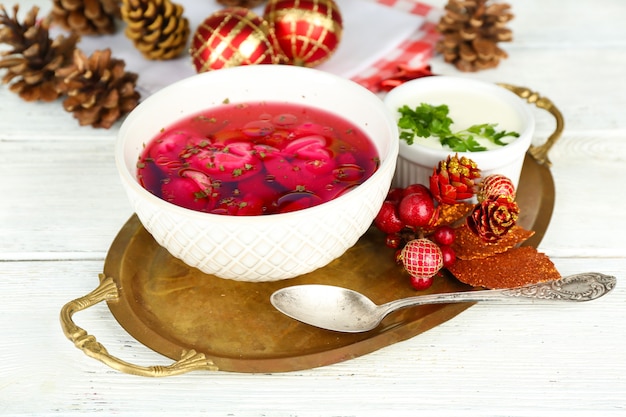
xmin=194 ymin=191 xmax=208 ymax=199
xmin=397 ymin=103 xmax=520 ymax=152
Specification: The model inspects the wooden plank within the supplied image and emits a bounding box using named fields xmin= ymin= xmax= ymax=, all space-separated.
xmin=0 ymin=258 xmax=624 ymax=415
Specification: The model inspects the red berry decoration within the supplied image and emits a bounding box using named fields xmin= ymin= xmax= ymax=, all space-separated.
xmin=402 ymin=183 xmax=431 ymax=198
xmin=431 ymin=225 xmax=455 ymax=246
xmin=478 ymin=174 xmax=516 ymax=202
xmin=190 ymin=7 xmax=282 ymax=72
xmin=439 ymin=245 xmax=456 ymax=268
xmin=410 ymin=275 xmax=434 ymax=291
xmin=386 ymin=187 xmax=404 ymax=203
xmin=398 ymin=192 xmax=437 ymax=229
xmin=385 ymin=234 xmax=402 ymax=249
xmin=264 ymin=0 xmax=343 ymax=67
xmin=400 ymin=239 xmax=443 ymax=280
xmin=374 ymin=201 xmax=404 ymax=234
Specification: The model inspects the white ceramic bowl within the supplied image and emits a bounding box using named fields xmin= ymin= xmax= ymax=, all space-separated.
xmin=384 ymin=76 xmax=534 ymax=190
xmin=116 ymin=65 xmax=398 ymax=282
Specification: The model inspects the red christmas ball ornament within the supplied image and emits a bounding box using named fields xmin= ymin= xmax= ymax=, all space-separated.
xmin=264 ymin=0 xmax=343 ymax=67
xmin=190 ymin=7 xmax=283 ymax=72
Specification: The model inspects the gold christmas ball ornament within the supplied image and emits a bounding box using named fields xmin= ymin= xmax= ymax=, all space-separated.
xmin=263 ymin=0 xmax=343 ymax=67
xmin=190 ymin=7 xmax=283 ymax=72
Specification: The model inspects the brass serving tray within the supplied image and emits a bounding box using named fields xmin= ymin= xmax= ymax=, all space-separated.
xmin=60 ymin=85 xmax=562 ymax=377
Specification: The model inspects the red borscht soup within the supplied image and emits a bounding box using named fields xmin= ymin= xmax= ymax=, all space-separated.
xmin=137 ymin=101 xmax=380 ymax=215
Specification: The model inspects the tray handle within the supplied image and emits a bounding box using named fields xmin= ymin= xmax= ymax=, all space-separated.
xmin=60 ymin=274 xmax=219 ymax=376
xmin=498 ymin=83 xmax=565 ymax=167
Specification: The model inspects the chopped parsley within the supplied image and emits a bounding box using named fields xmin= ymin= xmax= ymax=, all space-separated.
xmin=397 ymin=103 xmax=520 ymax=152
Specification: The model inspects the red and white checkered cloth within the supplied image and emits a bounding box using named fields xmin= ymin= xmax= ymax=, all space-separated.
xmin=351 ymin=0 xmax=441 ymax=92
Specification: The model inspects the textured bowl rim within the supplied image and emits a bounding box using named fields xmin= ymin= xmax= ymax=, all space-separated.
xmin=115 ymin=65 xmax=399 ymax=225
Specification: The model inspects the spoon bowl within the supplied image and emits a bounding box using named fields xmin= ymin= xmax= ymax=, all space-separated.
xmin=270 ymin=273 xmax=616 ymax=333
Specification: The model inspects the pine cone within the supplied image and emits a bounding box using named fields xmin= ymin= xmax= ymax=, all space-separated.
xmin=216 ymin=0 xmax=267 ymax=7
xmin=436 ymin=0 xmax=513 ymax=72
xmin=56 ymin=48 xmax=140 ymax=128
xmin=121 ymin=0 xmax=190 ymax=60
xmin=430 ymin=154 xmax=481 ymax=204
xmin=467 ymin=195 xmax=519 ymax=242
xmin=50 ymin=0 xmax=120 ymax=35
xmin=0 ymin=5 xmax=79 ymax=102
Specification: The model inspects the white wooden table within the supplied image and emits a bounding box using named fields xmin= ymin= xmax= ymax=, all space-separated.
xmin=2 ymin=0 xmax=625 ymax=415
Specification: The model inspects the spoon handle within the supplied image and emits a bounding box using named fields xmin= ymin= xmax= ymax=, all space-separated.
xmin=494 ymin=272 xmax=616 ymax=301
xmin=380 ymin=273 xmax=616 ymax=313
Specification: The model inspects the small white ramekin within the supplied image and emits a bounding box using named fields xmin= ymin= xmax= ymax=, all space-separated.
xmin=384 ymin=76 xmax=535 ymax=189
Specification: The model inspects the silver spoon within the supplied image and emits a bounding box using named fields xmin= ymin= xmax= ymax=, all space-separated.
xmin=270 ymin=272 xmax=616 ymax=333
